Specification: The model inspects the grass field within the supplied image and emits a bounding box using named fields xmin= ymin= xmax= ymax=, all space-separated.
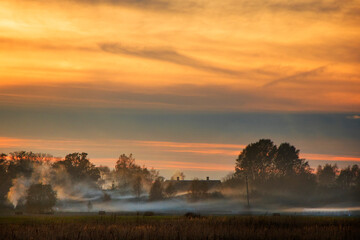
xmin=0 ymin=214 xmax=359 ymax=240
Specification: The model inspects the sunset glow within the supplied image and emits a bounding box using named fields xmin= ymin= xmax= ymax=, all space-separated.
xmin=1 ymin=0 xmax=359 ymax=179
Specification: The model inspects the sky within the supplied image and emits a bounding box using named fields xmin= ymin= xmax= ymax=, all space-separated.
xmin=0 ymin=0 xmax=359 ymax=179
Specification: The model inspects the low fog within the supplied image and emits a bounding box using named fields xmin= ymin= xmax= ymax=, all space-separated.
xmin=1 ymin=139 xmax=359 ymax=216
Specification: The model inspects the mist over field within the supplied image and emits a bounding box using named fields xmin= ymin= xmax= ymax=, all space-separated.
xmin=1 ymin=139 xmax=359 ymax=216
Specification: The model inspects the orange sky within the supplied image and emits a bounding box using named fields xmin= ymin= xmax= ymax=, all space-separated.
xmin=1 ymin=0 xmax=360 ymax=179
xmin=0 ymin=0 xmax=360 ymax=111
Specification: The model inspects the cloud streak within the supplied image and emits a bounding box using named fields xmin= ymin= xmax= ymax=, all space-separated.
xmin=0 ymin=80 xmax=359 ymax=112
xmin=27 ymin=0 xmax=354 ymax=16
xmin=99 ymin=43 xmax=241 ymax=76
xmin=263 ymin=65 xmax=330 ymax=87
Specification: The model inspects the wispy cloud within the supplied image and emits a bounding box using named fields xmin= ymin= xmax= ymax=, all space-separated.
xmin=1 ymin=81 xmax=359 ymax=112
xmin=22 ymin=0 xmax=199 ymax=13
xmin=263 ymin=65 xmax=330 ymax=87
xmin=268 ymin=0 xmax=342 ymax=13
xmin=99 ymin=42 xmax=241 ymax=76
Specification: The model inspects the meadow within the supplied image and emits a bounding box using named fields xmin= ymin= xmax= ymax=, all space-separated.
xmin=0 ymin=214 xmax=359 ymax=240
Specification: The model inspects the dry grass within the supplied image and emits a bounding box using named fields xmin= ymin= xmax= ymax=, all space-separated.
xmin=0 ymin=215 xmax=359 ymax=240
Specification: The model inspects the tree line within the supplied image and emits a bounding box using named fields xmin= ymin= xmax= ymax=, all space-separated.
xmin=1 ymin=139 xmax=359 ymax=212
xmin=0 ymin=151 xmax=163 ymax=212
xmin=225 ymin=139 xmax=360 ymax=205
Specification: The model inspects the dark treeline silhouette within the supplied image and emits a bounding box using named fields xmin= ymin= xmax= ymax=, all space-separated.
xmin=1 ymin=139 xmax=360 ymax=213
xmin=223 ymin=139 xmax=360 ymax=206
xmin=0 ymin=151 xmax=162 ymax=212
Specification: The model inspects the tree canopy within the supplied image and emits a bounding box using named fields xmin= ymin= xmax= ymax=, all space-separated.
xmin=25 ymin=183 xmax=57 ymax=213
xmin=54 ymin=152 xmax=100 ymax=182
xmin=235 ymin=139 xmax=311 ymax=184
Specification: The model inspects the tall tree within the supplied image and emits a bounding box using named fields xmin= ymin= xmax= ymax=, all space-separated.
xmin=114 ymin=153 xmax=154 ymax=192
xmin=235 ymin=139 xmax=276 ymax=183
xmin=53 ymin=152 xmax=100 ymax=182
xmin=337 ymin=165 xmax=360 ymax=190
xmin=273 ymin=143 xmax=310 ymax=177
xmin=317 ymin=164 xmax=338 ymax=188
xmin=115 ymin=154 xmax=139 ymax=188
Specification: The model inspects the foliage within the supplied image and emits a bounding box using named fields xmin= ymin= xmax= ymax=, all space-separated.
xmin=114 ymin=154 xmax=156 ymax=194
xmin=235 ymin=139 xmax=277 ymax=183
xmin=234 ymin=139 xmax=315 ymax=196
xmin=53 ymin=152 xmax=100 ymax=183
xmin=273 ymin=143 xmax=310 ymax=177
xmin=317 ymin=164 xmax=338 ymax=188
xmin=149 ymin=178 xmax=164 ymax=201
xmin=25 ymin=183 xmax=57 ymax=213
xmin=0 ymin=151 xmax=54 ymax=206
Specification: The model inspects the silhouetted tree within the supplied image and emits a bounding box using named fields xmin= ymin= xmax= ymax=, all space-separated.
xmin=337 ymin=166 xmax=354 ymax=189
xmin=235 ymin=139 xmax=276 ymax=183
xmin=115 ymin=154 xmax=141 ymax=189
xmin=273 ymin=143 xmax=310 ymax=177
xmin=233 ymin=139 xmax=318 ymax=200
xmin=7 ymin=151 xmax=38 ymax=178
xmin=25 ymin=183 xmax=57 ymax=213
xmin=149 ymin=178 xmax=164 ymax=201
xmin=115 ymin=154 xmax=137 ymax=172
xmin=114 ymin=153 xmax=154 ymax=193
xmin=337 ymin=165 xmax=360 ymax=190
xmin=54 ymin=152 xmax=100 ymax=183
xmin=222 ymin=172 xmax=245 ymax=189
xmin=317 ymin=164 xmax=338 ymax=188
